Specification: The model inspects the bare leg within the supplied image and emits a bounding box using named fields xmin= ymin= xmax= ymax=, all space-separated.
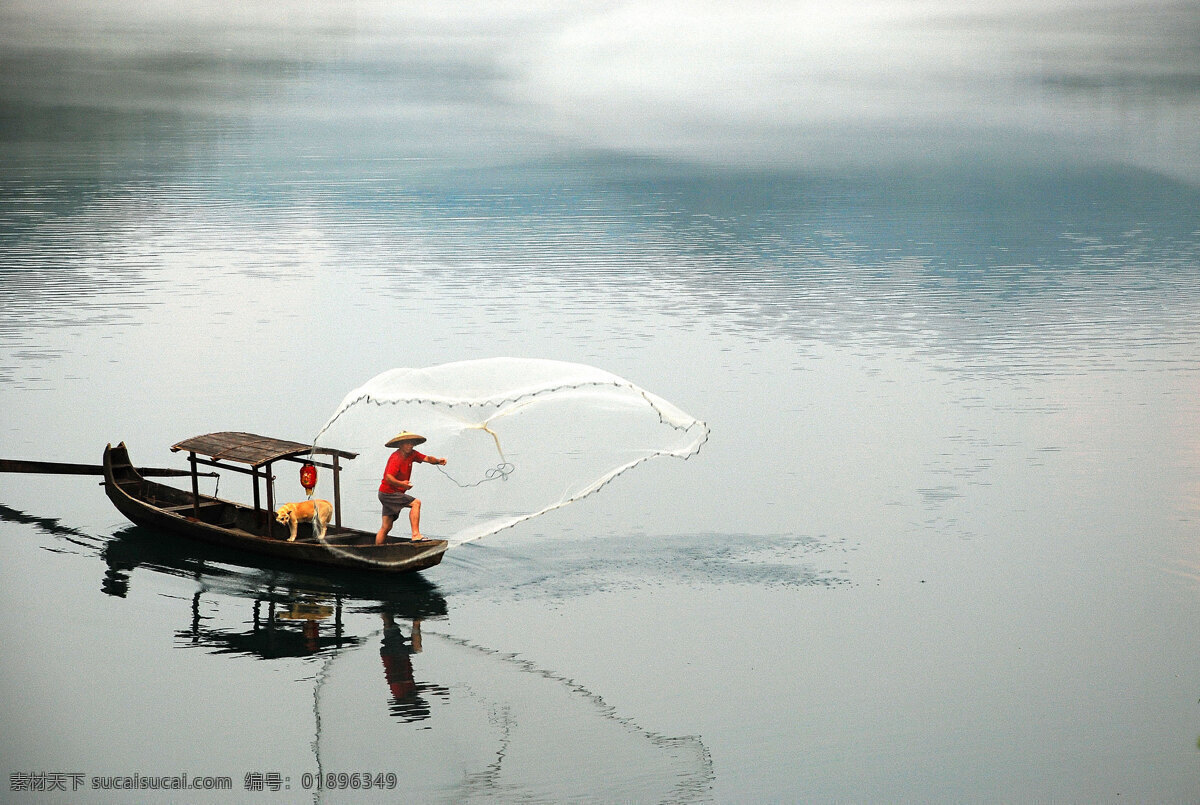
xmin=409 ymin=499 xmax=424 ymax=540
xmin=410 ymin=619 xmax=422 ymax=652
xmin=376 ymin=515 xmax=395 ymax=545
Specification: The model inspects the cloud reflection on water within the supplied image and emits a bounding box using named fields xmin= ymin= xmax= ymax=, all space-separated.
xmin=1 ymin=162 xmax=1197 ymax=390
xmin=1 ymin=0 xmax=1197 ymax=178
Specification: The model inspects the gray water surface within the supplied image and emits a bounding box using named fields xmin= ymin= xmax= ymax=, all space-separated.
xmin=2 ymin=2 xmax=1200 ymax=802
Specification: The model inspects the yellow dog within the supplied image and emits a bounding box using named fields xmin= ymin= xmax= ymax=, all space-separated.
xmin=275 ymin=499 xmax=334 ymax=542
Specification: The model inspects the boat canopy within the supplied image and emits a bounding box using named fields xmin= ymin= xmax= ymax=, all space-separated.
xmin=171 ymin=432 xmax=357 ymax=468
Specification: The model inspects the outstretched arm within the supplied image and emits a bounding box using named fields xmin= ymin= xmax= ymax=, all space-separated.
xmin=423 ymin=455 xmax=447 ymax=466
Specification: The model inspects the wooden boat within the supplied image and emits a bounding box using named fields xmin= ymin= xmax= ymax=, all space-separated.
xmin=102 ymin=432 xmax=447 ymax=574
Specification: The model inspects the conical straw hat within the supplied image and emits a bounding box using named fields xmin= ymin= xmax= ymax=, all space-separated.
xmin=385 ymin=431 xmax=427 ymax=448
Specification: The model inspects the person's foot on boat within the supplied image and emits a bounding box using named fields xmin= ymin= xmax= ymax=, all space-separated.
xmin=411 ymin=533 xmax=427 ymax=542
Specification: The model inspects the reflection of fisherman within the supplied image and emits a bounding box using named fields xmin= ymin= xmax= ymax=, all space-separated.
xmin=380 ymin=613 xmax=432 ymax=722
xmin=375 ymin=431 xmax=447 ymax=544
xmin=303 ymin=619 xmax=320 ymax=653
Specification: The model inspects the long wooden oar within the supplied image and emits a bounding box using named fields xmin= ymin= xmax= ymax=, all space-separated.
xmin=0 ymin=459 xmax=215 ymax=478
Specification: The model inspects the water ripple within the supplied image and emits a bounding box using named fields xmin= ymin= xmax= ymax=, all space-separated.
xmin=2 ymin=166 xmax=1198 ymax=386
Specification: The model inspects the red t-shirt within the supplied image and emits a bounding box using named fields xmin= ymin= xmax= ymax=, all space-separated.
xmin=379 ymin=449 xmax=427 ymax=494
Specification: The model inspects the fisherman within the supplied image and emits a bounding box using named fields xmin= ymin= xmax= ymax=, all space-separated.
xmin=376 ymin=431 xmax=446 ymax=544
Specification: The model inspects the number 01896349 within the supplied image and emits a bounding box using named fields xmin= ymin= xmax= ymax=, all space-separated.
xmin=301 ymin=772 xmax=398 ymax=790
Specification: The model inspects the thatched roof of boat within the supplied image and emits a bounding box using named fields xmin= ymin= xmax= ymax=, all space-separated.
xmin=171 ymin=432 xmax=357 ymax=467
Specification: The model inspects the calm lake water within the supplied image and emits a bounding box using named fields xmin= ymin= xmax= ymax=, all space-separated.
xmin=3 ymin=3 xmax=1200 ymax=802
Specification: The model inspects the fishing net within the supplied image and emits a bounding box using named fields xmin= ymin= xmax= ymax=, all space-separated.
xmin=310 ymin=358 xmax=709 ymax=551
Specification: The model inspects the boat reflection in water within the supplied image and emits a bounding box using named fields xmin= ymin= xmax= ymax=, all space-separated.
xmin=99 ymin=524 xmax=450 ymax=723
xmin=3 ymin=503 xmax=716 ymax=800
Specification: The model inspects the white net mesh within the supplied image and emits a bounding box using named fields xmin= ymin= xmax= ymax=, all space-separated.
xmin=311 ymin=358 xmax=709 ymax=549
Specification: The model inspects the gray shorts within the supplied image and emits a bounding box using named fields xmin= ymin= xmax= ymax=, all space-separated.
xmin=379 ymin=491 xmax=415 ymax=518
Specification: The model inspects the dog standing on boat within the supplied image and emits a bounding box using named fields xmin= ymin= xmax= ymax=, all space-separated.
xmin=275 ymin=499 xmax=334 ymax=542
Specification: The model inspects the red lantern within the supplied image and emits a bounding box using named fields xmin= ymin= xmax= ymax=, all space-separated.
xmin=300 ymin=463 xmax=318 ymax=496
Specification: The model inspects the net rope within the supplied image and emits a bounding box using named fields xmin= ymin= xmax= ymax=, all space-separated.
xmin=305 ymin=358 xmax=708 ymax=565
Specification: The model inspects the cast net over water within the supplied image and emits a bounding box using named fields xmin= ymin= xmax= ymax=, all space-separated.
xmin=310 ymin=358 xmax=709 ymax=554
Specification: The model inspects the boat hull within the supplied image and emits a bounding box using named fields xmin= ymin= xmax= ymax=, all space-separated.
xmin=103 ymin=443 xmax=447 ymax=574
